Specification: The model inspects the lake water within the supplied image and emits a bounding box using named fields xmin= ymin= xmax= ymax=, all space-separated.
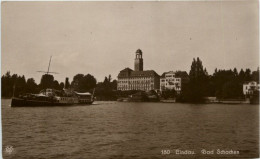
xmin=1 ymin=99 xmax=259 ymax=159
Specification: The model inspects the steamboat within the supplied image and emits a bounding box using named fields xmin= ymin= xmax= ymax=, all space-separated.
xmin=11 ymin=56 xmax=95 ymax=107
xmin=11 ymin=88 xmax=94 ymax=107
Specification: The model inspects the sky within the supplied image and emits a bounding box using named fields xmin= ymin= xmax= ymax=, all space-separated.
xmin=1 ymin=1 xmax=259 ymax=84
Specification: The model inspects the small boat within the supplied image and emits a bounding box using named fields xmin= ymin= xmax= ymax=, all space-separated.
xmin=11 ymin=88 xmax=94 ymax=107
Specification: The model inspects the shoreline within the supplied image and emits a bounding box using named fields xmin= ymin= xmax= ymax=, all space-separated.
xmin=2 ymin=98 xmax=257 ymax=105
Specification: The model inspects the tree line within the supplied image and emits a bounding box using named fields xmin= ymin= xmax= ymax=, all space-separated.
xmin=1 ymin=71 xmax=117 ymax=99
xmin=2 ymin=58 xmax=259 ymax=103
xmin=177 ymin=57 xmax=259 ymax=103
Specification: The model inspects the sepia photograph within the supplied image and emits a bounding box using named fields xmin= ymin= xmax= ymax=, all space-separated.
xmin=1 ymin=1 xmax=259 ymax=158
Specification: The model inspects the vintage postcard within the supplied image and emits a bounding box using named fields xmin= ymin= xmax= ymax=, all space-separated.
xmin=1 ymin=1 xmax=259 ymax=159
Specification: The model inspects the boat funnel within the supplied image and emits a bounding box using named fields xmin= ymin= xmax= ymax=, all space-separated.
xmin=65 ymin=77 xmax=70 ymax=89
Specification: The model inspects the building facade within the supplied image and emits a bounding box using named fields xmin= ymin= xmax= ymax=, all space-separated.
xmin=160 ymin=71 xmax=189 ymax=94
xmin=243 ymin=81 xmax=260 ymax=95
xmin=117 ymin=49 xmax=160 ymax=91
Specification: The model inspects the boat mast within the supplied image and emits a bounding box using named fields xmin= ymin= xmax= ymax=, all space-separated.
xmin=47 ymin=56 xmax=52 ymax=75
xmin=37 ymin=56 xmax=58 ymax=75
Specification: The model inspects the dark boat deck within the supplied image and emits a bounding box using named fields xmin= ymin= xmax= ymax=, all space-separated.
xmin=11 ymin=98 xmax=93 ymax=107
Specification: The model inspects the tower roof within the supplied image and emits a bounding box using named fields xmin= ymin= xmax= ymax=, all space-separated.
xmin=136 ymin=49 xmax=142 ymax=54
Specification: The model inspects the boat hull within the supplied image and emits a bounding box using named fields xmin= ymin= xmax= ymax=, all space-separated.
xmin=11 ymin=98 xmax=93 ymax=107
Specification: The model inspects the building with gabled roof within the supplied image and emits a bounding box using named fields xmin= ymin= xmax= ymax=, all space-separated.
xmin=117 ymin=49 xmax=160 ymax=91
xmin=160 ymin=71 xmax=189 ymax=94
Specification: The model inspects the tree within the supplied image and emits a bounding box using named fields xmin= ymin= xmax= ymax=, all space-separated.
xmin=71 ymin=74 xmax=84 ymax=91
xmin=60 ymin=82 xmax=65 ymax=90
xmin=103 ymin=76 xmax=110 ymax=89
xmin=52 ymin=80 xmax=60 ymax=90
xmin=95 ymin=76 xmax=117 ymax=100
xmin=252 ymin=68 xmax=259 ymax=82
xmin=73 ymin=74 xmax=84 ymax=82
xmin=1 ymin=71 xmax=12 ymax=97
xmin=209 ymin=67 xmax=250 ymax=99
xmin=189 ymin=58 xmax=205 ymax=80
xmin=71 ymin=73 xmax=97 ymax=92
xmin=108 ymin=74 xmax=112 ymax=82
xmin=25 ymin=78 xmax=38 ymax=93
xmin=238 ymin=69 xmax=245 ymax=83
xmin=181 ymin=57 xmax=209 ymax=103
xmin=233 ymin=68 xmax=238 ymax=76
xmin=111 ymin=80 xmax=117 ymax=90
xmin=40 ymin=74 xmax=54 ymax=89
xmin=245 ymin=68 xmax=252 ymax=81
xmin=82 ymin=74 xmax=97 ymax=91
xmin=222 ymin=81 xmax=243 ymax=99
xmin=1 ymin=72 xmax=28 ymax=97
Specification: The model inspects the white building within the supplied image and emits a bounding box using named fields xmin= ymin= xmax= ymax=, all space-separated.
xmin=243 ymin=81 xmax=260 ymax=95
xmin=160 ymin=71 xmax=189 ymax=94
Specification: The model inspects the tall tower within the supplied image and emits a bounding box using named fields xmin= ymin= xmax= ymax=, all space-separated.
xmin=134 ymin=49 xmax=143 ymax=71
